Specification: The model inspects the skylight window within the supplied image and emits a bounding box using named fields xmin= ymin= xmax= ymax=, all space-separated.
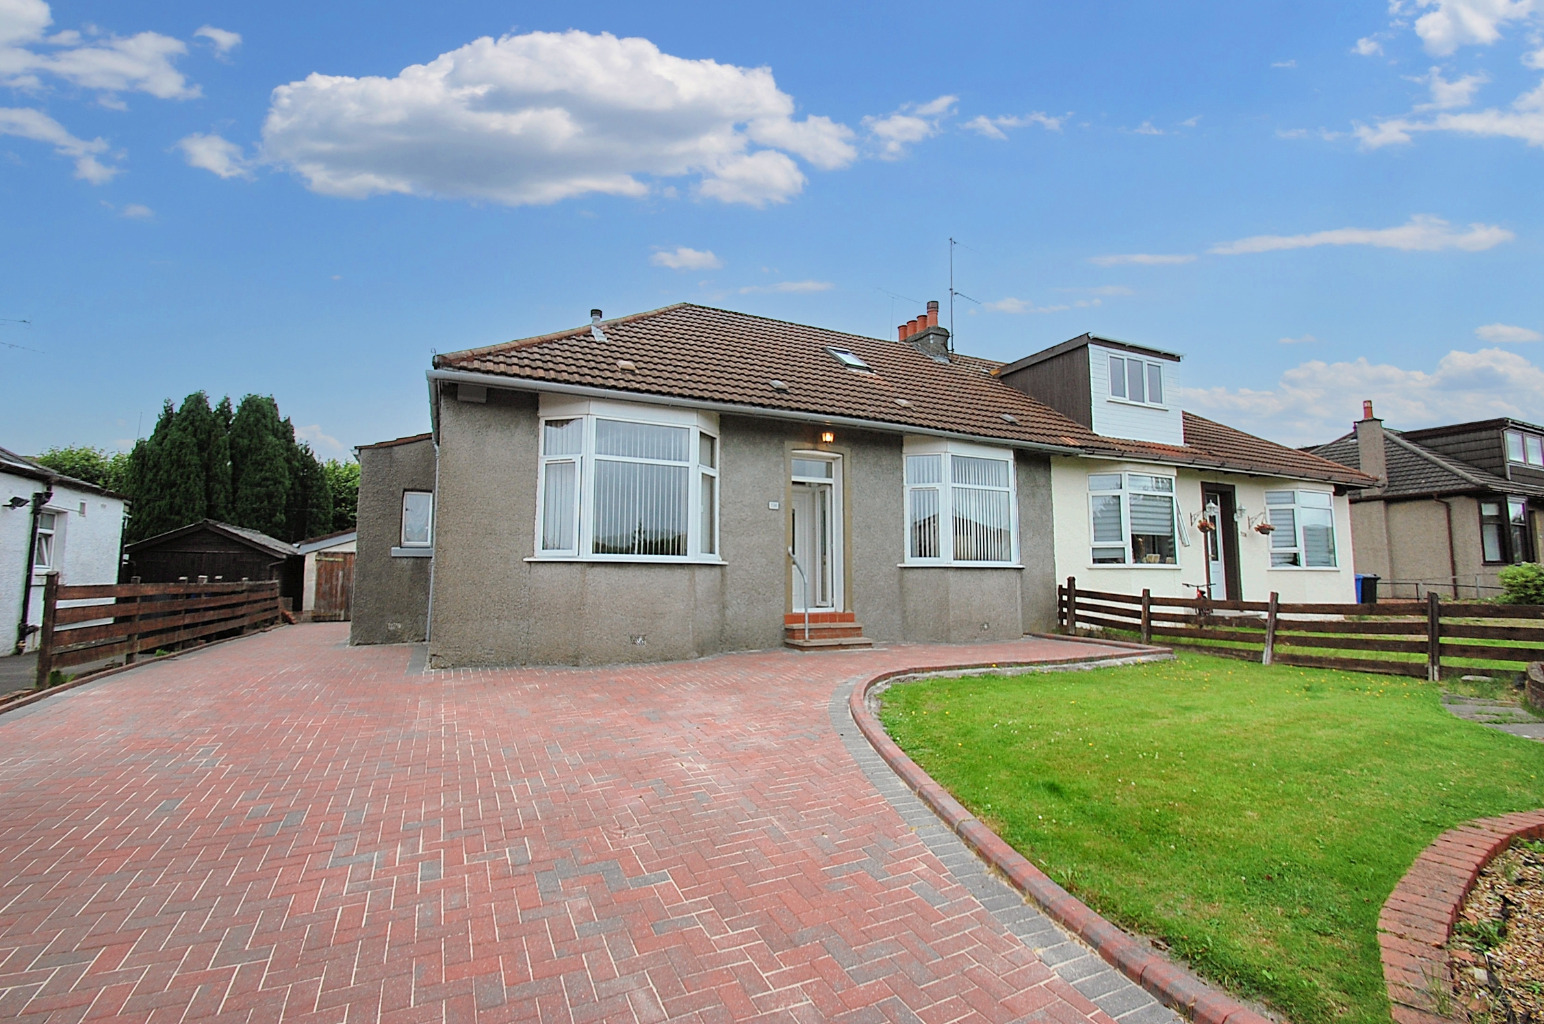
xmin=825 ymin=347 xmax=871 ymax=371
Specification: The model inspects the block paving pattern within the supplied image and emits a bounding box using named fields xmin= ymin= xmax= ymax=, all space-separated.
xmin=2 ymin=625 xmax=1172 ymax=1023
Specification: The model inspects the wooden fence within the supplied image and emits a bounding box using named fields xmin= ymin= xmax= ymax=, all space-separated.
xmin=35 ymin=577 xmax=284 ymax=689
xmin=1057 ymin=576 xmax=1544 ymax=681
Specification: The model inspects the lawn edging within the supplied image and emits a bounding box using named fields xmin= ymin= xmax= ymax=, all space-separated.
xmin=848 ymin=643 xmax=1273 ymax=1024
xmin=1379 ymin=808 xmax=1544 ymax=1024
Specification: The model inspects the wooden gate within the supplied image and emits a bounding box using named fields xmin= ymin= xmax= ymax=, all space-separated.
xmin=314 ymin=552 xmax=355 ymax=622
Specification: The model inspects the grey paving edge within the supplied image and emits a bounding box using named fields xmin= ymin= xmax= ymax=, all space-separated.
xmin=829 ymin=678 xmax=1181 ymax=1024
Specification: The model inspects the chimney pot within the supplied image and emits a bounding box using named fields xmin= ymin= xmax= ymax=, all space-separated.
xmin=898 ymin=324 xmax=908 ymax=342
xmin=1361 ymin=399 xmax=1374 ymax=420
xmin=926 ymin=300 xmax=939 ymax=328
xmin=590 ymin=308 xmax=603 ymax=322
xmin=909 ymin=317 xmax=921 ymax=336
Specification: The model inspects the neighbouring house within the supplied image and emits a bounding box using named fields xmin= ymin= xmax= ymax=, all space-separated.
xmin=2 ymin=445 xmax=128 ymax=654
xmin=295 ymin=529 xmax=357 ymax=621
xmin=350 ymin=434 xmax=434 ymax=646
xmin=1310 ymin=405 xmax=1544 ymax=599
xmin=122 ymin=520 xmax=303 ymax=610
xmin=352 ymin=303 xmax=1371 ymax=667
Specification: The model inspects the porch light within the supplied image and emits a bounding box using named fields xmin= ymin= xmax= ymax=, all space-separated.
xmin=820 ymin=431 xmax=835 ymax=443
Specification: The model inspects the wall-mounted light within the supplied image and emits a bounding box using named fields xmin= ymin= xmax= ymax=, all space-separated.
xmin=820 ymin=431 xmax=835 ymax=444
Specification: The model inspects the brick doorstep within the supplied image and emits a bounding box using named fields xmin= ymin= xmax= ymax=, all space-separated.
xmin=848 ymin=646 xmax=1275 ymax=1024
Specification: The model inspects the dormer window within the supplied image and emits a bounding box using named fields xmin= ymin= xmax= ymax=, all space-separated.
xmin=1506 ymin=430 xmax=1544 ymax=466
xmin=826 ymin=347 xmax=871 ymax=371
xmin=1109 ymin=355 xmax=1164 ymax=406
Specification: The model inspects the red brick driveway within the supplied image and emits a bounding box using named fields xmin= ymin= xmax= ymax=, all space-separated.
xmin=0 ymin=625 xmax=1173 ymax=1024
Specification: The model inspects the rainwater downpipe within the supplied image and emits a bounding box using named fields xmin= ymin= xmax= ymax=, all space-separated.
xmin=13 ymin=486 xmax=54 ymax=655
xmin=1434 ymin=494 xmax=1460 ymax=598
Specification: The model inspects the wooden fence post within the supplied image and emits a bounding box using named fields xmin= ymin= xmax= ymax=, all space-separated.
xmin=1140 ymin=589 xmax=1152 ymax=644
xmin=1427 ymin=591 xmax=1442 ymax=683
xmin=1066 ymin=577 xmax=1079 ymax=634
xmin=123 ymin=588 xmax=140 ymax=665
xmin=1262 ymin=592 xmax=1280 ymax=666
xmin=33 ymin=572 xmax=59 ymax=689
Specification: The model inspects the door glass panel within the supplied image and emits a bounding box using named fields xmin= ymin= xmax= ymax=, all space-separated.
xmin=791 ymin=458 xmax=832 ymax=479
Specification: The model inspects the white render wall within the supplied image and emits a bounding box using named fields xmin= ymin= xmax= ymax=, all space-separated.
xmin=1 ymin=471 xmax=126 ymax=654
xmin=1087 ymin=343 xmax=1185 ymax=446
xmin=1049 ymin=458 xmax=1357 ymax=605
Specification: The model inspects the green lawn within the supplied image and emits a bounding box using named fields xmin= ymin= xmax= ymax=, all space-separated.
xmin=876 ymin=652 xmax=1544 ymax=1024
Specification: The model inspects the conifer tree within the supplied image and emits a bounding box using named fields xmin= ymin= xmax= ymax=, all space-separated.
xmin=229 ymin=395 xmax=292 ymax=539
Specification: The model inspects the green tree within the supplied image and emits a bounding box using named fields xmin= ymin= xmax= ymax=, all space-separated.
xmin=323 ymin=459 xmax=360 ymax=531
xmin=229 ymin=395 xmax=292 ymax=539
xmin=285 ymin=440 xmax=333 ymax=541
xmin=174 ymin=392 xmax=232 ymax=521
xmin=122 ymin=399 xmax=212 ymax=542
xmin=31 ymin=446 xmax=132 ymax=492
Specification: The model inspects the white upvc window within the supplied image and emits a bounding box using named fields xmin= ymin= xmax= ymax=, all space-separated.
xmin=1108 ymin=354 xmax=1165 ymax=406
xmin=401 ymin=491 xmax=434 ymax=547
xmin=535 ymin=399 xmax=720 ymax=562
xmin=34 ymin=511 xmax=57 ymax=570
xmin=1266 ymin=490 xmax=1338 ymax=568
xmin=903 ymin=439 xmax=1017 ymax=565
xmin=1088 ymin=472 xmax=1179 ymax=565
xmin=1505 ymin=430 xmax=1544 ymax=467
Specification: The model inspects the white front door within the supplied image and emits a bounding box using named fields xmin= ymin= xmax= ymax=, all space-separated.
xmin=1203 ymin=496 xmax=1226 ymax=599
xmin=790 ymin=455 xmax=841 ymax=612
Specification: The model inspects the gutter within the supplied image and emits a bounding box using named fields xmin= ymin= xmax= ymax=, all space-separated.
xmin=424 ymin=368 xmax=1367 ymax=486
xmin=1434 ymin=494 xmax=1461 ymax=598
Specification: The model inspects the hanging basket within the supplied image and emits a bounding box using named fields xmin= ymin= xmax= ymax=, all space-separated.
xmin=1254 ymin=522 xmax=1276 ymax=535
xmin=1197 ymin=519 xmax=1215 ymax=534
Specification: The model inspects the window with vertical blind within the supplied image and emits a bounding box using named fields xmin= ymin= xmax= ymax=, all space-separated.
xmin=1087 ymin=473 xmax=1178 ymax=565
xmin=1265 ymin=490 xmax=1338 ymax=568
xmin=535 ymin=401 xmax=720 ymax=562
xmin=903 ymin=439 xmax=1017 ymax=565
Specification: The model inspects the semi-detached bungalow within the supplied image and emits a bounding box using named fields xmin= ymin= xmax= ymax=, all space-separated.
xmin=352 ymin=302 xmax=1372 ymax=667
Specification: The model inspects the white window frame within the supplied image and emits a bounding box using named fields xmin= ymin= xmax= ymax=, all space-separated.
xmin=901 ymin=438 xmax=1019 ymax=567
xmin=33 ymin=510 xmax=59 ymax=571
xmin=400 ymin=491 xmax=434 ymax=548
xmin=1107 ymin=354 xmax=1167 ymax=408
xmin=1506 ymin=429 xmax=1544 ymax=467
xmin=533 ymin=397 xmax=721 ymax=563
xmin=1086 ymin=472 xmax=1180 ymax=567
xmin=1265 ymin=489 xmax=1339 ymax=569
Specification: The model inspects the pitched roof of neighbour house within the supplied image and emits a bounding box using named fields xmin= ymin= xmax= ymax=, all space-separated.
xmin=0 ymin=445 xmax=128 ymax=499
xmin=432 ymin=303 xmax=1375 ymax=487
xmin=294 ymin=529 xmax=357 ymax=554
xmin=124 ymin=519 xmax=298 ymax=558
xmin=1401 ymin=416 xmax=1544 ymax=441
xmin=356 ymin=432 xmax=432 ymax=451
xmin=1312 ymin=430 xmax=1544 ymax=499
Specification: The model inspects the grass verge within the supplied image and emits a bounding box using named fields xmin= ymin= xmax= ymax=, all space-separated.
xmin=876 ymin=651 xmax=1544 ymax=1024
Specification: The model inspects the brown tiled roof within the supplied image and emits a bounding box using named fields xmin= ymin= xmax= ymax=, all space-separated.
xmin=434 ymin=303 xmax=1375 ymax=486
xmin=1312 ymin=430 xmax=1544 ymax=498
xmin=357 ymin=432 xmax=432 ymax=450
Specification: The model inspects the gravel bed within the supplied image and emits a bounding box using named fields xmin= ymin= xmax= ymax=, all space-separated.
xmin=1451 ymin=839 xmax=1544 ymax=1022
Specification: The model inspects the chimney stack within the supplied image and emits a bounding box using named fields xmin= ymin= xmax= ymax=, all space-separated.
xmin=1354 ymin=398 xmax=1386 ymax=489
xmin=899 ymin=300 xmax=951 ymax=362
xmin=589 ymin=308 xmax=607 ymax=343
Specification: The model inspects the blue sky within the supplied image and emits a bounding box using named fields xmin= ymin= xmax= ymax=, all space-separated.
xmin=3 ymin=0 xmax=1542 ymax=457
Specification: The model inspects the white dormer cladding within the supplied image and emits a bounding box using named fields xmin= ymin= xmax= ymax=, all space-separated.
xmin=1088 ymin=342 xmax=1184 ymax=446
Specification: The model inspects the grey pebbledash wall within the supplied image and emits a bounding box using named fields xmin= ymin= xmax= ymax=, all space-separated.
xmin=424 ymin=384 xmax=1058 ymax=668
xmin=351 ymin=435 xmax=436 ymax=645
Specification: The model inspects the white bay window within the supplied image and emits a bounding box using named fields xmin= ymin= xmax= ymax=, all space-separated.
xmin=904 ymin=439 xmax=1017 ymax=565
xmin=536 ymin=399 xmax=719 ymax=562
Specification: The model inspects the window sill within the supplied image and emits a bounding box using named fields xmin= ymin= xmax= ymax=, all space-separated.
xmin=525 ymin=556 xmax=728 ymax=566
xmin=898 ymin=562 xmax=1024 ymax=569
xmin=391 ymin=546 xmax=434 ymax=558
xmin=1086 ymin=563 xmax=1182 ymax=569
xmin=1106 ymin=397 xmax=1169 ymax=412
xmin=1266 ymin=565 xmax=1341 ymax=571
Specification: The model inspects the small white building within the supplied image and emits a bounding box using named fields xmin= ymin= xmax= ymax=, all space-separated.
xmin=995 ymin=335 xmax=1365 ymax=604
xmin=2 ymin=446 xmax=128 ymax=654
xmin=296 ymin=529 xmax=357 ymax=621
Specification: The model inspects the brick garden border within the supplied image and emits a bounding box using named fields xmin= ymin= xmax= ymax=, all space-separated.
xmin=1378 ymin=809 xmax=1544 ymax=1024
xmin=848 ymin=648 xmax=1274 ymax=1024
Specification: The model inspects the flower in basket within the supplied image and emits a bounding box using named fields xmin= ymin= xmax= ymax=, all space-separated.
xmin=1197 ymin=518 xmax=1215 ymax=533
xmin=1254 ymin=522 xmax=1276 ymax=534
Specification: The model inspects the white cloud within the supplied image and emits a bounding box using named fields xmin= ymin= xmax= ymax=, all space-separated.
xmin=295 ymin=423 xmax=346 ymax=456
xmin=1177 ymin=115 xmax=1201 ymax=128
xmin=1411 ymin=0 xmax=1537 ymax=55
xmin=1180 ymin=347 xmax=1544 ymax=445
xmin=120 ymin=202 xmax=152 ymax=218
xmin=1272 ymin=59 xmax=1298 ymax=68
xmin=193 ymin=26 xmax=241 ymax=55
xmin=985 ymin=298 xmax=1067 ymax=314
xmin=1416 ymin=66 xmax=1489 ymax=108
xmin=1209 ymin=214 xmax=1512 ymax=254
xmin=1089 ymin=252 xmax=1197 ymax=266
xmin=862 ymin=95 xmax=956 ymax=159
xmin=1279 ymin=333 xmax=1319 ymax=344
xmin=253 ymin=30 xmax=856 ymax=207
xmin=0 ymin=3 xmax=199 ymax=101
xmin=1353 ymin=36 xmax=1385 ymax=55
xmin=651 ymin=246 xmax=722 ymax=270
xmin=1476 ymin=322 xmax=1544 ymax=341
xmin=0 ymin=105 xmax=114 ymax=181
xmin=175 ymin=132 xmax=251 ymax=179
xmin=963 ymin=111 xmax=1065 ymax=140
xmin=1133 ymin=120 xmax=1165 ymax=135
xmin=738 ymin=280 xmax=833 ymax=294
xmin=1356 ymin=80 xmax=1544 ymax=146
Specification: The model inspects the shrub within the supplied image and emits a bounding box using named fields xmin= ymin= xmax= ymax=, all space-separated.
xmin=1498 ymin=562 xmax=1544 ymax=604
